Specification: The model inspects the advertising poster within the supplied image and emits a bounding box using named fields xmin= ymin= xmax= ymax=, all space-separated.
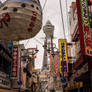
xmin=58 ymin=39 xmax=68 ymax=75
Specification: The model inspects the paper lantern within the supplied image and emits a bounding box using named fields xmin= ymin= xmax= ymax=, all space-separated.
xmin=0 ymin=0 xmax=42 ymax=41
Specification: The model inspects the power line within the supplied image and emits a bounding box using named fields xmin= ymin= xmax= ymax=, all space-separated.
xmin=59 ymin=0 xmax=66 ymax=39
xmin=24 ymin=37 xmax=44 ymax=48
xmin=24 ymin=39 xmax=30 ymax=47
xmin=65 ymin=0 xmax=70 ymax=37
xmin=65 ymin=0 xmax=69 ymax=27
xmin=42 ymin=0 xmax=48 ymax=11
xmin=34 ymin=38 xmax=43 ymax=45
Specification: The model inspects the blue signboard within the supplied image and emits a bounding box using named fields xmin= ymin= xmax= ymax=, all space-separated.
xmin=61 ymin=77 xmax=66 ymax=83
xmin=17 ymin=81 xmax=22 ymax=85
xmin=8 ymin=42 xmax=13 ymax=49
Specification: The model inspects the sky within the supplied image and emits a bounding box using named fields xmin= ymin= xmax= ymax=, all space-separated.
xmin=0 ymin=0 xmax=75 ymax=69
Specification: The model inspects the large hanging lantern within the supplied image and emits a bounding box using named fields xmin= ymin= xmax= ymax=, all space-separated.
xmin=0 ymin=0 xmax=42 ymax=41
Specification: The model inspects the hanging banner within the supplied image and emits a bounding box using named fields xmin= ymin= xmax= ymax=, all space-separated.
xmin=58 ymin=39 xmax=68 ymax=75
xmin=50 ymin=55 xmax=54 ymax=73
xmin=77 ymin=0 xmax=92 ymax=56
xmin=11 ymin=46 xmax=18 ymax=79
xmin=53 ymin=52 xmax=58 ymax=76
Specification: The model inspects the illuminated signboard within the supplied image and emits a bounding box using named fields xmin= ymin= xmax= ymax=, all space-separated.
xmin=58 ymin=39 xmax=68 ymax=75
xmin=77 ymin=0 xmax=92 ymax=56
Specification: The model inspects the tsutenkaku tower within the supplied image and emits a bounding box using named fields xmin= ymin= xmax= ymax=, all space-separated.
xmin=42 ymin=20 xmax=54 ymax=71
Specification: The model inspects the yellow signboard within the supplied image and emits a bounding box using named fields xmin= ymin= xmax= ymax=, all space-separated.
xmin=58 ymin=39 xmax=68 ymax=74
xmin=13 ymin=41 xmax=19 ymax=46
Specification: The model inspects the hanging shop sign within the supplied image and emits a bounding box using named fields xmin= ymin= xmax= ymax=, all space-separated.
xmin=0 ymin=71 xmax=10 ymax=78
xmin=67 ymin=81 xmax=83 ymax=89
xmin=13 ymin=41 xmax=19 ymax=46
xmin=11 ymin=46 xmax=18 ymax=79
xmin=77 ymin=63 xmax=88 ymax=75
xmin=71 ymin=63 xmax=88 ymax=80
xmin=0 ymin=77 xmax=11 ymax=89
xmin=18 ymin=50 xmax=24 ymax=87
xmin=58 ymin=39 xmax=68 ymax=75
xmin=54 ymin=53 xmax=58 ymax=76
xmin=0 ymin=72 xmax=11 ymax=89
xmin=77 ymin=0 xmax=92 ymax=56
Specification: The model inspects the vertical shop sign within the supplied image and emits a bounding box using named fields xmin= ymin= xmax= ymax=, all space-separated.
xmin=80 ymin=0 xmax=92 ymax=56
xmin=77 ymin=0 xmax=92 ymax=56
xmin=58 ymin=39 xmax=68 ymax=75
xmin=54 ymin=53 xmax=58 ymax=76
xmin=11 ymin=46 xmax=18 ymax=78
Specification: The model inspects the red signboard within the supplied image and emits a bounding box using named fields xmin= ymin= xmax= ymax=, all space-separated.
xmin=11 ymin=46 xmax=18 ymax=78
xmin=76 ymin=0 xmax=92 ymax=56
xmin=54 ymin=53 xmax=58 ymax=76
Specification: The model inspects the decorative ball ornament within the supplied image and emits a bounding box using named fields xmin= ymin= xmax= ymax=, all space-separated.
xmin=0 ymin=0 xmax=42 ymax=41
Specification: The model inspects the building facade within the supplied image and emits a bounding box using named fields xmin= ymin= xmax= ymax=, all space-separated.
xmin=0 ymin=41 xmax=13 ymax=92
xmin=65 ymin=1 xmax=92 ymax=92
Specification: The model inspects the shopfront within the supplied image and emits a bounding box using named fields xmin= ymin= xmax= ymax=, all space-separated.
xmin=0 ymin=89 xmax=17 ymax=92
xmin=0 ymin=43 xmax=12 ymax=91
xmin=0 ymin=71 xmax=17 ymax=92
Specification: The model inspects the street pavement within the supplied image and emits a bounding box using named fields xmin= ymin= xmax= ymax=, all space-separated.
xmin=56 ymin=88 xmax=63 ymax=92
xmin=56 ymin=90 xmax=63 ymax=92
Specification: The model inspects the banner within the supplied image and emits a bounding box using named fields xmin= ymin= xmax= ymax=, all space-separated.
xmin=77 ymin=0 xmax=92 ymax=56
xmin=50 ymin=55 xmax=54 ymax=73
xmin=58 ymin=39 xmax=68 ymax=75
xmin=11 ymin=46 xmax=18 ymax=78
xmin=53 ymin=53 xmax=58 ymax=76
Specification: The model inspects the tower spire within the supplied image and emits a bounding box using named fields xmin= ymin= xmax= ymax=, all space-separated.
xmin=42 ymin=20 xmax=54 ymax=71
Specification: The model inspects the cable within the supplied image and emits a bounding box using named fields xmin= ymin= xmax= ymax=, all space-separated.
xmin=42 ymin=0 xmax=50 ymax=26
xmin=24 ymin=39 xmax=30 ymax=47
xmin=34 ymin=38 xmax=43 ymax=45
xmin=42 ymin=0 xmax=48 ymax=11
xmin=65 ymin=0 xmax=68 ymax=26
xmin=59 ymin=0 xmax=66 ymax=39
xmin=24 ymin=37 xmax=43 ymax=48
xmin=65 ymin=0 xmax=70 ymax=38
